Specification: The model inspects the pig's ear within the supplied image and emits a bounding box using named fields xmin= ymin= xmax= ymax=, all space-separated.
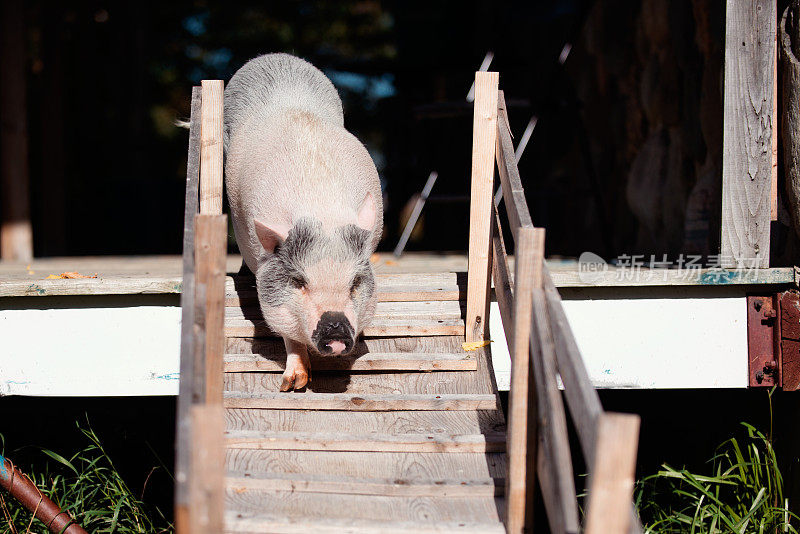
xmin=356 ymin=192 xmax=377 ymax=231
xmin=254 ymin=219 xmax=290 ymax=254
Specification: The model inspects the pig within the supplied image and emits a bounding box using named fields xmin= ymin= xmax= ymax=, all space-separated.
xmin=223 ymin=53 xmax=383 ymax=391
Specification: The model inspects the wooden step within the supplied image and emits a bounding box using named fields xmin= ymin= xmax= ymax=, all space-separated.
xmin=225 ymin=334 xmax=467 ymax=354
xmin=225 ymin=492 xmax=505 ymax=532
xmin=227 ymin=285 xmax=464 ymax=306
xmin=225 ymin=408 xmax=506 ymax=435
xmin=225 ymin=272 xmax=466 ymax=306
xmin=225 ymin=450 xmax=507 ymax=482
xmin=227 ymin=471 xmax=504 ymax=497
xmin=225 ymin=367 xmax=488 ymax=396
xmin=225 ymin=430 xmax=506 ymax=453
xmin=224 ymin=317 xmax=465 ymax=338
xmin=224 ymin=392 xmax=498 ymax=411
xmin=226 ymin=301 xmax=464 ymax=321
xmin=226 ymin=513 xmax=506 ymax=534
xmin=225 ymin=352 xmax=477 ymax=372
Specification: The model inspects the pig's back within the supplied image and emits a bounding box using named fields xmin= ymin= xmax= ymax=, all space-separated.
xmin=223 ymin=53 xmax=344 ymax=154
xmin=223 ymin=54 xmax=383 ymax=272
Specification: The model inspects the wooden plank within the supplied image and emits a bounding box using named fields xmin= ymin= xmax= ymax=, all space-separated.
xmin=224 ymin=318 xmax=465 ymax=338
xmin=195 ymin=214 xmax=228 ymax=404
xmin=546 ymin=264 xmax=797 ymax=287
xmin=226 ymin=512 xmax=506 ymax=534
xmin=505 ymin=226 xmax=536 ymax=534
xmin=188 ymin=404 xmax=225 ymax=534
xmin=225 ymin=352 xmax=477 ymax=372
xmin=227 ymin=300 xmax=464 ymax=321
xmin=491 ymin=206 xmax=514 ymax=352
xmin=225 ymin=491 xmax=504 ymax=527
xmin=720 ymin=0 xmax=776 ymax=268
xmin=227 ymin=272 xmax=461 ymax=291
xmin=377 ymin=286 xmax=464 ymax=302
xmin=543 ymin=266 xmax=603 ymax=464
xmin=225 ymin=367 xmax=485 ymax=396
xmin=226 ymin=286 xmax=464 ymax=307
xmin=227 ymin=471 xmax=503 ymax=497
xmin=223 ymin=392 xmax=498 ymax=411
xmin=226 ymin=333 xmax=466 ymax=355
xmin=182 ymin=88 xmax=203 ymax=288
xmin=466 ymin=71 xmax=499 ymax=343
xmin=175 ymin=86 xmax=202 ymax=519
xmin=1 ymin=262 xmax=795 ymax=299
xmin=225 ymin=409 xmax=505 ymax=437
xmin=193 ymin=282 xmax=208 ymax=403
xmin=772 ymin=25 xmax=779 ymax=222
xmin=225 ymin=430 xmax=506 ymax=453
xmin=226 ymin=449 xmax=507 ymax=481
xmin=226 ymin=288 xmax=464 ymax=307
xmin=0 ymin=276 xmax=185 ymax=298
xmin=584 ymin=413 xmax=641 ymax=534
xmin=530 ymin=288 xmax=579 ymax=534
xmin=199 ymin=80 xmax=224 ymax=215
xmin=495 ymin=91 xmax=534 ymax=242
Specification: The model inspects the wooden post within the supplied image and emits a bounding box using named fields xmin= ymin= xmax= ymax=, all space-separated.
xmin=188 ymin=404 xmax=225 ymax=534
xmin=0 ymin=0 xmax=33 ymax=261
xmin=585 ymin=413 xmax=641 ymax=534
xmin=772 ymin=24 xmax=779 ymax=222
xmin=720 ymin=0 xmax=777 ymax=268
xmin=505 ymin=226 xmax=541 ymax=533
xmin=195 ymin=214 xmax=227 ymax=405
xmin=200 ymin=80 xmax=224 ymax=215
xmin=175 ymin=86 xmax=202 ymax=534
xmin=466 ymin=72 xmax=499 ymax=342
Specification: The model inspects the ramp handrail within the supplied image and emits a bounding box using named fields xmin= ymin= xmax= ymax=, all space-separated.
xmin=175 ymin=80 xmax=227 ymax=534
xmin=466 ymin=73 xmax=642 ymax=534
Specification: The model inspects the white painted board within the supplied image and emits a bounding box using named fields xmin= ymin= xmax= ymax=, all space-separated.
xmin=0 ymin=306 xmax=181 ymax=396
xmin=1 ymin=295 xmax=748 ymax=396
xmin=489 ymin=296 xmax=748 ymax=389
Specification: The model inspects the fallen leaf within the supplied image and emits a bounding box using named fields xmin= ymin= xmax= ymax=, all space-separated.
xmin=462 ymin=340 xmax=492 ymax=352
xmin=45 ymin=272 xmax=98 ymax=279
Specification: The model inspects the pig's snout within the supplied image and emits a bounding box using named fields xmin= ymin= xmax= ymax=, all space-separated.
xmin=312 ymin=311 xmax=355 ymax=355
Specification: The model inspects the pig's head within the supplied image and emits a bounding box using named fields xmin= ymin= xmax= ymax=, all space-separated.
xmin=253 ymin=195 xmax=378 ymax=355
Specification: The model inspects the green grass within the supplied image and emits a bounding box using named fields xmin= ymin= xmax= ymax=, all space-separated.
xmin=636 ymin=390 xmax=798 ymax=533
xmin=1 ymin=422 xmax=172 ymax=534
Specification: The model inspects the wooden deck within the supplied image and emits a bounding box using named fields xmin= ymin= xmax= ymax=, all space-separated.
xmin=222 ymin=273 xmax=507 ymax=533
xmin=0 ymin=253 xmax=793 ymax=299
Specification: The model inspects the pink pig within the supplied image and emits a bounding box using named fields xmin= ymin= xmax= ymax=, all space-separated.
xmin=223 ymin=54 xmax=383 ymax=391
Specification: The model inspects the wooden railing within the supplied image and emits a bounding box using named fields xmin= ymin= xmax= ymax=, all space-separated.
xmin=174 ymin=80 xmax=227 ymax=534
xmin=466 ymin=72 xmax=643 ymax=534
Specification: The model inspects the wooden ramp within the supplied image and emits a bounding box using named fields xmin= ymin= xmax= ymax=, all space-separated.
xmin=175 ymin=74 xmax=643 ymax=534
xmin=222 ymin=275 xmax=506 ymax=533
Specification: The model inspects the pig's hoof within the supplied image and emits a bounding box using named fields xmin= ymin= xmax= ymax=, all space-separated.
xmin=280 ymin=366 xmax=309 ymax=391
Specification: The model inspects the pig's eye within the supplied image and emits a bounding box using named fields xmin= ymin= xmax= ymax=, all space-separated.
xmin=289 ymin=275 xmax=306 ymax=289
xmin=350 ymin=275 xmax=363 ymax=295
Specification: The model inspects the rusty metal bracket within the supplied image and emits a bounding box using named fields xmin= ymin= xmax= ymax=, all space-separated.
xmin=747 ymin=291 xmax=800 ymax=390
xmin=747 ymin=295 xmax=780 ymax=387
xmin=778 ymin=291 xmax=800 ymax=390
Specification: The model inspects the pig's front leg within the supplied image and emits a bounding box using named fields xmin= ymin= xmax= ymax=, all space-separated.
xmin=280 ymin=337 xmax=311 ymax=391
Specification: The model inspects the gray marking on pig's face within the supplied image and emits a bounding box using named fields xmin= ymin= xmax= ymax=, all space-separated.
xmin=254 ymin=217 xmax=377 ymax=353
